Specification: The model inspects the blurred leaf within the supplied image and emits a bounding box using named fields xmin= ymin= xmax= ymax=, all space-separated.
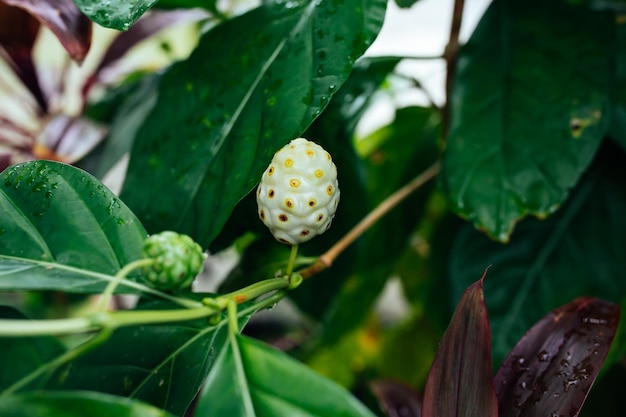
xmin=0 ymin=3 xmax=46 ymax=110
xmin=394 ymin=0 xmax=422 ymax=8
xmin=90 ymin=74 xmax=160 ymax=179
xmin=0 ymin=161 xmax=147 ymax=293
xmin=33 ymin=115 xmax=108 ymax=164
xmin=316 ymin=106 xmax=440 ymax=346
xmin=2 ymin=0 xmax=91 ymax=62
xmin=47 ymin=300 xmax=255 ymax=415
xmin=0 ymin=306 xmax=64 ymax=391
xmin=448 ymin=143 xmax=626 ymax=367
xmin=373 ymin=314 xmax=439 ymax=388
xmin=91 ymin=8 xmax=208 ymax=83
xmin=441 ymin=0 xmax=613 ymax=241
xmin=195 ymin=333 xmax=377 ymax=416
xmin=370 ymin=379 xmax=422 ymax=417
xmin=0 ymin=391 xmax=174 ymax=417
xmin=73 ymin=0 xmax=157 ymax=31
xmin=609 ymin=16 xmax=626 ymax=150
xmin=422 ymin=277 xmax=497 ymax=417
xmin=494 ymin=297 xmax=619 ymax=417
xmin=120 ymin=0 xmax=387 ymax=249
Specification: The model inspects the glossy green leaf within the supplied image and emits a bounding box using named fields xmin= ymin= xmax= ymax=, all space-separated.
xmin=0 ymin=306 xmax=64 ymax=391
xmin=448 ymin=143 xmax=626 ymax=367
xmin=73 ymin=0 xmax=157 ymax=31
xmin=120 ymin=0 xmax=387 ymax=248
xmin=0 ymin=161 xmax=147 ymax=293
xmin=0 ymin=391 xmax=174 ymax=417
xmin=196 ymin=333 xmax=377 ymax=417
xmin=422 ymin=277 xmax=498 ymax=417
xmin=441 ymin=0 xmax=613 ymax=241
xmin=46 ymin=300 xmax=256 ymax=415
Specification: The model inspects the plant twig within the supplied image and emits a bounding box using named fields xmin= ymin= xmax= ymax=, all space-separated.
xmin=442 ymin=0 xmax=465 ymax=140
xmin=299 ymin=161 xmax=441 ymax=279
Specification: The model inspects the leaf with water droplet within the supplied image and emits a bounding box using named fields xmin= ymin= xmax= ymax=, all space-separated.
xmin=494 ymin=297 xmax=620 ymax=417
xmin=121 ymin=0 xmax=387 ymax=247
xmin=0 ymin=160 xmax=147 ymax=293
xmin=73 ymin=0 xmax=157 ymax=31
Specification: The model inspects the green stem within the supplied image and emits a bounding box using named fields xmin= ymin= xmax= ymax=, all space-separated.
xmin=0 ymin=317 xmax=98 ymax=337
xmin=285 ymin=244 xmax=299 ymax=277
xmin=219 ymin=278 xmax=290 ymax=305
xmin=1 ymin=326 xmax=113 ymax=396
xmin=109 ymin=307 xmax=218 ymax=327
xmin=227 ymin=299 xmax=239 ymax=335
xmin=0 ymin=307 xmax=219 ymax=337
xmin=98 ymin=259 xmax=155 ymax=312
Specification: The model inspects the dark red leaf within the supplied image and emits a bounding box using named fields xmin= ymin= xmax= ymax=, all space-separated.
xmin=422 ymin=271 xmax=498 ymax=417
xmin=494 ymin=297 xmax=620 ymax=417
xmin=371 ymin=379 xmax=422 ymax=417
xmin=2 ymin=0 xmax=91 ymax=63
xmin=0 ymin=3 xmax=46 ymax=111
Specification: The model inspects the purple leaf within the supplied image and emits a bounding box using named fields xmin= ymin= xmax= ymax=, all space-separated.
xmin=371 ymin=379 xmax=422 ymax=417
xmin=422 ymin=271 xmax=498 ymax=417
xmin=494 ymin=297 xmax=620 ymax=417
xmin=2 ymin=0 xmax=91 ymax=63
xmin=0 ymin=3 xmax=47 ymax=111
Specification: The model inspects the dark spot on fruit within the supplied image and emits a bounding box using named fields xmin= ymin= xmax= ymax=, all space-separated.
xmin=268 ymin=189 xmax=275 ymax=198
xmin=300 ymin=230 xmax=310 ymax=236
xmin=279 ymin=214 xmax=288 ymax=222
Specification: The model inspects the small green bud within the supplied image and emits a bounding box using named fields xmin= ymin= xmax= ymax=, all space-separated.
xmin=141 ymin=231 xmax=206 ymax=291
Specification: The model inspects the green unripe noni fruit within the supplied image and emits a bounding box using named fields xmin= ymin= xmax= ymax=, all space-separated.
xmin=141 ymin=231 xmax=206 ymax=291
xmin=256 ymin=138 xmax=340 ymax=245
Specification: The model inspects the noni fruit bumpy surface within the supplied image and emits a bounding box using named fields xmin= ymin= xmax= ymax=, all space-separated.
xmin=257 ymin=138 xmax=340 ymax=244
xmin=141 ymin=231 xmax=206 ymax=291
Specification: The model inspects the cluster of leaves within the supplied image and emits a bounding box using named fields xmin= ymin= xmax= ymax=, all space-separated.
xmin=1 ymin=0 xmax=626 ymax=416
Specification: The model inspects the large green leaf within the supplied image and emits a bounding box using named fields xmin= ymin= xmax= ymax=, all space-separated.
xmin=448 ymin=143 xmax=626 ymax=367
xmin=0 ymin=161 xmax=147 ymax=293
xmin=46 ymin=300 xmax=257 ymax=415
xmin=0 ymin=391 xmax=174 ymax=417
xmin=195 ymin=333 xmax=377 ymax=416
xmin=120 ymin=0 xmax=387 ymax=248
xmin=0 ymin=306 xmax=64 ymax=392
xmin=441 ymin=0 xmax=614 ymax=241
xmin=73 ymin=0 xmax=157 ymax=30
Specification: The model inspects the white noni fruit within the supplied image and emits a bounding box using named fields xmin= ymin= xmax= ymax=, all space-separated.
xmin=256 ymin=138 xmax=340 ymax=245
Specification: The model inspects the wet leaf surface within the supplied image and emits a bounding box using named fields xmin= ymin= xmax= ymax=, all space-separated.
xmin=494 ymin=297 xmax=620 ymax=417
